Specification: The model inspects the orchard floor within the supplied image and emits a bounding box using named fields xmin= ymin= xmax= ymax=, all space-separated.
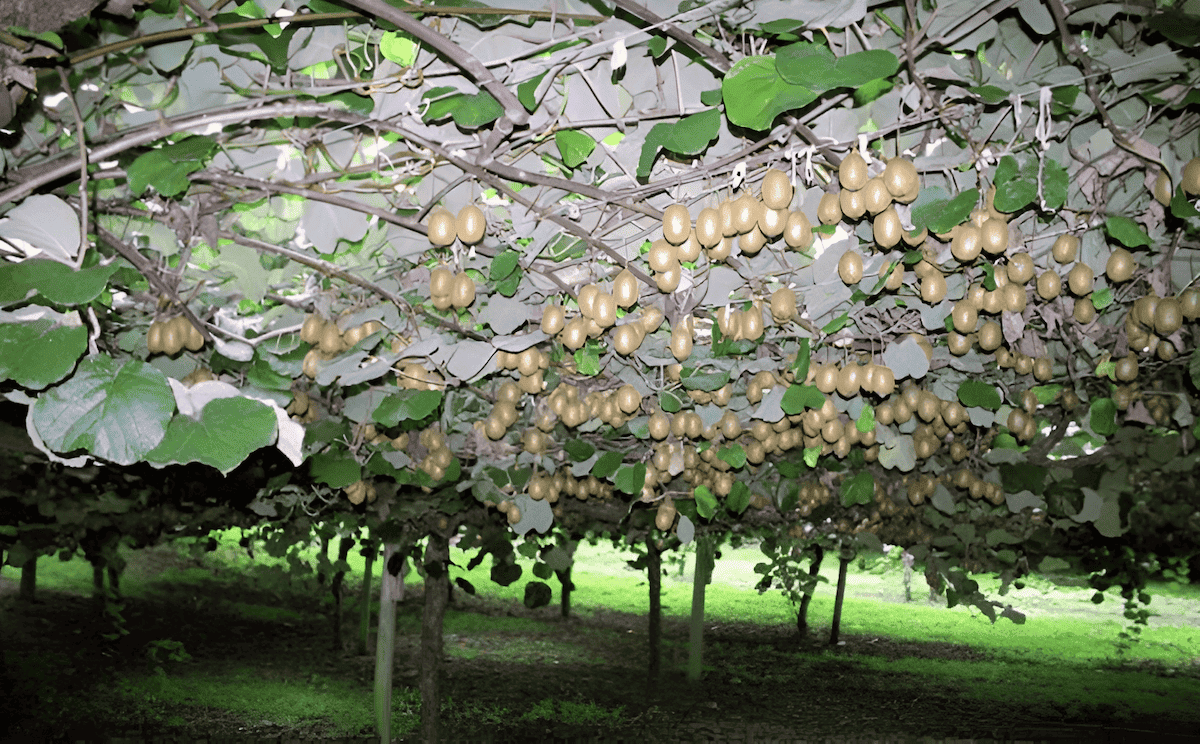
xmin=2 ymin=546 xmax=1198 ymax=743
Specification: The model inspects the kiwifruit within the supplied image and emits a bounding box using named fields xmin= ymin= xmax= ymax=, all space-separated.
xmin=1182 ymin=157 xmax=1200 ymax=196
xmin=299 ymin=314 xmax=324 ymax=345
xmin=696 ymin=207 xmax=721 ymax=247
xmin=770 ymin=287 xmax=797 ymax=322
xmin=611 ymin=323 xmax=642 ymax=356
xmin=1180 ymin=288 xmax=1200 ymax=319
xmin=663 ymin=204 xmax=691 ymax=245
xmin=1106 ymin=248 xmax=1136 ymax=283
xmin=733 ymin=193 xmax=762 ymax=234
xmin=1157 ymin=339 xmax=1177 ymax=361
xmin=759 ymin=207 xmax=787 ymax=239
xmin=1014 ymin=353 xmax=1034 ymax=375
xmin=427 ymin=208 xmax=457 ymax=246
xmin=430 ymin=266 xmax=454 ymax=298
xmin=709 ymin=235 xmax=733 ymax=261
xmin=814 ymin=364 xmax=838 ymax=394
xmin=648 ymin=239 xmax=677 ymax=273
xmin=980 ymin=218 xmax=1008 ymax=255
xmin=1067 ymin=264 xmax=1094 ymax=296
xmin=942 ymin=401 xmax=968 ymax=427
xmin=951 ymin=224 xmax=982 ymax=263
xmin=1112 ymin=386 xmax=1134 ymax=410
xmin=1007 ymin=253 xmax=1034 ymax=284
xmin=862 ymin=177 xmax=891 ymax=215
xmin=783 ymin=210 xmax=814 ymax=250
xmin=1033 ymin=357 xmax=1053 ymax=382
xmin=1001 ymin=283 xmax=1027 ymax=313
xmin=892 ymin=396 xmax=913 ymax=424
xmin=607 ymin=269 xmax=637 ymax=309
xmin=836 ymin=363 xmax=862 ymax=398
xmin=593 ymin=292 xmax=617 ymax=328
xmin=640 ymin=305 xmax=665 ymax=333
xmin=615 ymin=384 xmax=642 ymax=415
xmin=318 ymin=322 xmax=344 ymax=355
xmin=874 ymin=206 xmax=902 ymax=248
xmin=514 ymin=348 xmax=537 ymax=377
xmin=742 ymin=303 xmax=765 ymax=340
xmin=947 ymin=332 xmax=972 ymax=356
xmin=883 ymin=157 xmax=918 ymax=198
xmin=978 ymin=321 xmax=1002 ymax=351
xmin=344 ymin=323 xmax=368 ymax=348
xmin=670 ymin=318 xmax=693 ymax=361
xmin=839 ymin=151 xmax=869 ymax=191
xmin=762 ymin=169 xmax=794 ymax=210
xmin=456 ymin=205 xmax=486 ymax=245
xmin=871 ymin=365 xmax=895 ymax=397
xmin=914 ymin=391 xmax=939 ymax=423
xmin=1073 ymin=297 xmax=1096 ymax=324
xmin=541 ymin=305 xmax=565 ymax=336
xmin=738 ymin=226 xmax=767 ymax=255
xmin=1007 ymin=408 xmax=1031 ymax=437
xmin=655 ymin=260 xmax=682 ymax=293
xmin=519 ymin=370 xmax=543 ymax=395
xmin=920 ymin=270 xmax=947 ymax=303
xmin=1052 ymin=234 xmax=1079 ymax=264
xmin=147 ymin=321 xmax=165 ymax=354
xmin=561 ymin=317 xmax=588 ymax=350
xmin=1114 ymin=355 xmax=1138 ymax=382
xmin=952 ymin=300 xmax=978 ymax=333
xmin=718 ymin=199 xmax=737 ymax=237
xmin=1133 ymin=294 xmax=1159 ymax=327
xmin=451 ymin=272 xmax=476 ymax=308
xmin=839 ymin=186 xmax=866 ymax=220
xmin=1153 ymin=172 xmax=1173 ymax=207
xmin=1154 ymin=297 xmax=1182 ymax=335
xmin=647 ymin=411 xmax=670 ymax=440
xmin=1036 ymin=270 xmax=1061 ymax=300
xmin=821 ymin=418 xmax=844 ymax=444
xmin=838 ymin=250 xmax=864 ymax=285
xmin=818 ymin=192 xmax=842 ymax=225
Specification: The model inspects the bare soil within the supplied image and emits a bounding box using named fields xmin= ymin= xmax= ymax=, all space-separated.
xmin=2 ymin=546 xmax=1199 ymax=743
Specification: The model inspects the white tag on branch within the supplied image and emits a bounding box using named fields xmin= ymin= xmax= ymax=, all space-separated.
xmin=730 ymin=161 xmax=746 ymax=190
xmin=858 ymin=134 xmax=871 ymax=162
xmin=610 ymin=40 xmax=627 ymax=76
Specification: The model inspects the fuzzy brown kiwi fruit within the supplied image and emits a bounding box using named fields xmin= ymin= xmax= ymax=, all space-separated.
xmin=920 ymin=270 xmax=947 ymax=303
xmin=696 ymin=207 xmax=721 ymax=247
xmin=1052 ymin=234 xmax=1079 ymax=264
xmin=1153 ymin=172 xmax=1173 ymax=206
xmin=318 ymin=321 xmax=344 ymax=355
xmin=662 ymin=204 xmax=691 ymax=245
xmin=861 ymin=177 xmax=890 ymax=215
xmin=1133 ymin=295 xmax=1159 ymax=327
xmin=561 ymin=317 xmax=588 ymax=350
xmin=873 ymin=206 xmax=902 ymax=248
xmin=742 ymin=303 xmax=765 ymax=340
xmin=718 ymin=200 xmax=737 ymax=237
xmin=838 ymin=250 xmax=864 ymax=285
xmin=950 ymin=224 xmax=982 ymax=263
xmin=655 ymin=260 xmax=682 ymax=293
xmin=1007 ymin=253 xmax=1034 ymax=284
xmin=839 ymin=151 xmax=869 ymax=191
xmin=592 ymin=292 xmax=617 ymax=328
xmin=761 ymin=168 xmax=794 ymax=210
xmin=541 ymin=305 xmax=565 ymax=336
xmin=882 ymin=157 xmax=918 ymax=198
xmin=456 ymin=205 xmax=486 ymax=245
xmin=1073 ymin=297 xmax=1096 ymax=324
xmin=1066 ymin=263 xmax=1093 ymax=296
xmin=770 ymin=287 xmax=797 ymax=322
xmin=839 ymin=186 xmax=866 ymax=220
xmin=677 ymin=230 xmax=702 ymax=262
xmin=427 ymin=208 xmax=457 ymax=246
xmin=612 ymin=323 xmax=643 ymax=356
xmin=1183 ymin=157 xmax=1200 ymax=196
xmin=669 ymin=318 xmax=693 ymax=361
xmin=738 ymin=226 xmax=767 ymax=256
xmin=1153 ymin=297 xmax=1182 ymax=335
xmin=950 ymin=300 xmax=977 ymax=333
xmin=836 ymin=364 xmax=862 ymax=398
xmin=871 ymin=365 xmax=895 ymax=397
xmin=977 ymin=321 xmax=1001 ymax=351
xmin=640 ymin=305 xmax=665 ymax=334
xmin=1106 ymin=248 xmax=1136 ymax=283
xmin=1001 ymin=283 xmax=1027 ymax=313
xmin=147 ymin=321 xmax=165 ymax=354
xmin=299 ymin=314 xmax=323 ymax=344
xmin=708 ymin=235 xmax=734 ymax=261
xmin=814 ymin=364 xmax=838 ymax=394
xmin=732 ymin=193 xmax=762 ymax=234
xmin=430 ymin=266 xmax=454 ymax=298
xmin=1033 ymin=270 xmax=1060 ymax=301
xmin=647 ymin=239 xmax=677 ymax=273
xmin=1179 ymin=288 xmax=1200 ymax=319
xmin=1114 ymin=355 xmax=1138 ymax=382
xmin=783 ymin=211 xmax=813 ymax=250
xmin=980 ymin=218 xmax=1008 ymax=255
xmin=451 ymin=272 xmax=476 ymax=308
xmin=817 ymin=192 xmax=842 ymax=225
xmin=759 ymin=207 xmax=787 ymax=239
xmin=612 ymin=268 xmax=639 ymax=309
xmin=947 ymin=332 xmax=971 ymax=356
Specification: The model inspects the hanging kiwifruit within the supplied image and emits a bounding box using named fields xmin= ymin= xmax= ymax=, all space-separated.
xmin=862 ymin=178 xmax=891 ymax=215
xmin=1154 ymin=297 xmax=1182 ymax=335
xmin=1052 ymin=234 xmax=1079 ymax=263
xmin=947 ymin=332 xmax=971 ymax=356
xmin=839 ymin=151 xmax=869 ymax=191
xmin=1182 ymin=157 xmax=1200 ymax=195
xmin=770 ymin=287 xmax=798 ymax=322
xmin=965 ymin=282 xmax=986 ymax=308
xmin=1073 ymin=296 xmax=1096 ymax=324
xmin=920 ymin=270 xmax=947 ymax=303
xmin=880 ymin=261 xmax=904 ymax=291
xmin=836 ymin=363 xmax=862 ymax=398
xmin=451 ymin=272 xmax=477 ymax=309
xmin=1036 ymin=270 xmax=1061 ymax=300
xmin=762 ymin=168 xmax=794 ymax=210
xmin=759 ymin=207 xmax=787 ymax=239
xmin=662 ymin=204 xmax=691 ymax=245
xmin=733 ymin=193 xmax=762 ymax=234
xmin=1112 ymin=385 xmax=1134 ymax=410
xmin=427 ymin=208 xmax=457 ymax=246
xmin=1106 ymin=248 xmax=1136 ymax=283
xmin=838 ymin=250 xmax=864 ymax=285
xmin=873 ymin=206 xmax=902 ymax=248
xmin=980 ymin=218 xmax=1008 ymax=255
xmin=1114 ymin=355 xmax=1138 ymax=382
xmin=542 ymin=305 xmax=566 ymax=336
xmin=1001 ymin=283 xmax=1027 ymax=313
xmin=742 ymin=303 xmax=765 ymax=340
xmin=718 ymin=199 xmax=737 ymax=237
xmin=677 ymin=231 xmax=702 ymax=262
xmin=951 ymin=224 xmax=982 ymax=263
xmin=456 ymin=205 xmax=486 ymax=245
xmin=655 ymin=260 xmax=682 ymax=293
xmin=561 ymin=317 xmax=588 ymax=350
xmin=1153 ymin=172 xmax=1173 ymax=207
xmin=1007 ymin=408 xmax=1031 ymax=438
xmin=1033 ymin=357 xmax=1053 ymax=382
xmin=696 ymin=207 xmax=721 ymax=247
xmin=300 ymin=314 xmax=324 ymax=344
xmin=708 ymin=235 xmax=734 ymax=261
xmin=318 ymin=322 xmax=344 ymax=355
xmin=783 ymin=210 xmax=814 ymax=249
xmin=1066 ymin=263 xmax=1093 ymax=296
xmin=883 ymin=157 xmax=919 ymax=198
xmin=818 ymin=192 xmax=842 ymax=225
xmin=952 ymin=300 xmax=978 ymax=333
xmin=612 ymin=268 xmax=639 ymax=309
xmin=430 ymin=265 xmax=455 ymax=298
xmin=839 ymin=186 xmax=867 ymax=220
xmin=640 ymin=305 xmax=665 ymax=334
xmin=814 ymin=363 xmax=838 ymax=394
xmin=978 ymin=321 xmax=1002 ymax=351
xmin=1133 ymin=294 xmax=1159 ymax=327
xmin=1007 ymin=253 xmax=1035 ymax=284
xmin=670 ymin=317 xmax=693 ymax=361
xmin=1179 ymin=288 xmax=1200 ymax=319
xmin=613 ymin=323 xmax=643 ymax=355
xmin=648 ymin=239 xmax=677 ymax=273
xmin=593 ymin=292 xmax=618 ymax=328
xmin=871 ymin=365 xmax=895 ymax=397
xmin=1157 ymin=340 xmax=1177 ymax=361
xmin=739 ymin=226 xmax=767 ymax=255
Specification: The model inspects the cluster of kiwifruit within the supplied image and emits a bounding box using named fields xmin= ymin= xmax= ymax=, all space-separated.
xmin=344 ymin=479 xmax=378 ymax=505
xmin=180 ymin=367 xmax=215 ymax=387
xmin=395 ymin=361 xmax=446 ymax=391
xmin=819 ymin=152 xmax=922 ymax=248
xmin=285 ymin=388 xmax=321 ymax=423
xmin=654 ymin=496 xmax=677 ymax=530
xmin=429 ymin=265 xmax=477 ymax=310
xmin=949 ymin=468 xmax=1006 ymax=505
xmin=1151 ymin=156 xmax=1200 ymax=206
xmin=147 ymin=314 xmax=205 ymax=356
xmin=495 ymin=346 xmax=548 ymax=395
xmin=388 ymin=427 xmax=454 ymax=482
xmin=808 ymin=359 xmax=897 ymax=398
xmin=299 ymin=313 xmax=384 ymax=377
xmin=426 ymin=204 xmax=487 ymax=247
xmin=535 ymin=380 xmax=643 ymax=433
xmin=794 ymin=480 xmax=832 ymax=518
xmin=541 ymin=279 xmax=661 ymax=355
xmin=712 ymin=302 xmax=767 ymax=342
xmin=1122 ymin=289 xmax=1199 ymax=361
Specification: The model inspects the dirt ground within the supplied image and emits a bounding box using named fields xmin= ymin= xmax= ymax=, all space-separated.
xmin=2 ymin=547 xmax=1199 ymax=743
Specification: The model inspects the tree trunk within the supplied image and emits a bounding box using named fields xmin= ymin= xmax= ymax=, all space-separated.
xmin=107 ymin=565 xmax=120 ymax=601
xmin=359 ymin=542 xmax=376 ymax=656
xmin=331 ymin=535 xmax=355 ymax=651
xmin=374 ymin=542 xmax=404 ymax=743
xmin=92 ymin=560 xmax=104 ymax=605
xmin=19 ymin=555 xmax=36 ymax=601
xmin=830 ymin=549 xmax=851 ymax=646
xmin=687 ymin=536 xmax=714 ymax=682
xmin=421 ymin=533 xmax=450 ymax=743
xmin=556 ymin=565 xmax=573 ymax=619
xmin=645 ymin=536 xmax=661 ymax=683
xmin=797 ymin=544 xmax=824 ymax=636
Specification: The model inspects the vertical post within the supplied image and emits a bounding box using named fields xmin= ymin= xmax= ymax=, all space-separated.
xmin=374 ymin=541 xmax=403 ymax=743
xmin=557 ymin=565 xmax=573 ymax=619
xmin=830 ymin=548 xmax=852 ymax=646
xmin=645 ymin=535 xmax=661 ymax=683
xmin=332 ymin=535 xmax=355 ymax=651
xmin=420 ymin=533 xmax=450 ymax=743
xmin=359 ymin=542 xmax=376 ymax=656
xmin=687 ymin=535 xmax=714 ymax=682
xmin=796 ymin=543 xmax=824 ymax=636
xmin=19 ymin=555 xmax=36 ymax=601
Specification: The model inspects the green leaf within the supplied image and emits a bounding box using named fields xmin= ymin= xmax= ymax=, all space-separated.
xmin=1042 ymin=158 xmax=1068 ymax=211
xmin=1091 ymin=287 xmax=1113 ymax=310
xmin=659 ymin=390 xmax=682 ymax=413
xmin=423 ymin=91 xmax=504 ymax=128
xmin=1171 ymin=185 xmax=1200 ymax=218
xmin=0 ymin=196 xmax=82 ymax=266
xmin=30 ymin=356 xmax=174 ymax=466
xmin=840 ymin=472 xmax=875 ymax=507
xmin=373 ymin=390 xmax=443 ymax=426
xmin=127 ymin=135 xmax=217 ymax=197
xmin=803 ymin=446 xmax=820 ymax=467
xmin=555 ymin=130 xmax=596 ymax=169
xmin=0 ymin=318 xmax=87 ymax=389
xmin=694 ymin=484 xmax=718 ymax=519
xmin=575 ymin=346 xmax=600 ymax=376
xmin=853 ymin=77 xmax=893 ymax=106
xmin=564 ymin=439 xmax=595 ymax=462
xmin=791 ymin=338 xmax=810 ymax=382
xmin=517 ymin=71 xmax=548 ymax=112
xmin=679 ymin=368 xmax=729 ymax=391
xmin=982 ymin=263 xmax=997 ymax=291
xmin=822 ymin=313 xmax=851 ymax=334
xmin=722 ymin=55 xmax=817 ymax=131
xmin=994 ymin=177 xmax=1037 ymax=213
xmin=726 ymin=481 xmax=751 ymax=514
xmin=489 ymin=249 xmax=520 ymax=281
xmin=967 ymin=85 xmax=1009 ymax=104
xmin=856 ymin=404 xmax=875 ymax=433
xmin=1089 ymin=398 xmax=1118 ymax=436
xmin=1031 ymin=385 xmax=1062 ymax=405
xmin=699 ymin=88 xmax=722 ymax=105
xmin=1105 ymin=216 xmax=1151 ymax=248
xmin=592 ymin=450 xmax=623 ymax=479
xmin=647 ymin=36 xmax=670 ymax=58
xmin=614 ymin=463 xmax=647 ymax=494
xmin=774 ymin=43 xmax=898 ymax=93
xmin=958 ymin=381 xmax=1001 ymax=411
xmin=308 ymin=451 xmax=361 ymax=489
xmin=147 ymin=397 xmax=277 ymax=475
xmin=928 ymin=189 xmax=979 ymax=234
xmin=379 ymin=31 xmax=418 ymax=66
xmin=637 ymin=108 xmax=721 ymax=179
xmin=718 ymin=443 xmax=747 ymax=469
xmin=781 ymin=384 xmax=825 ymax=414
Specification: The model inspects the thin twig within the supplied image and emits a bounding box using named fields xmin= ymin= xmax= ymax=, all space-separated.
xmin=56 ymin=68 xmax=89 ymax=270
